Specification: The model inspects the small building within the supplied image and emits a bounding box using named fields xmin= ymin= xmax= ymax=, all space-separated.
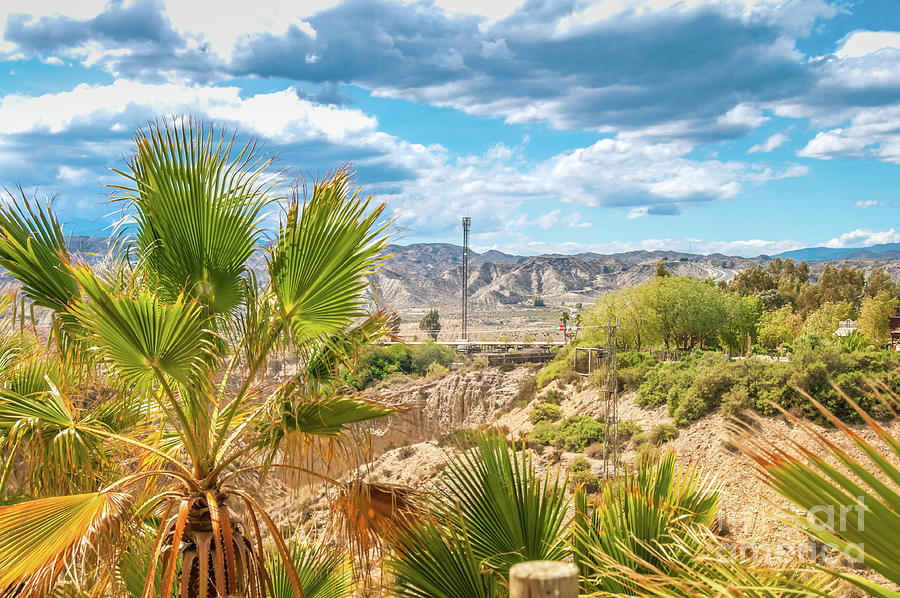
xmin=890 ymin=308 xmax=900 ymax=351
xmin=834 ymin=319 xmax=858 ymax=337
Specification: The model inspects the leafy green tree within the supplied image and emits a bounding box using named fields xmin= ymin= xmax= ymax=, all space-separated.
xmin=865 ymin=268 xmax=897 ymax=299
xmin=419 ymin=308 xmax=441 ymax=340
xmin=802 ymin=300 xmax=854 ymax=337
xmin=858 ymin=289 xmax=898 ymax=345
xmin=718 ymin=293 xmax=763 ymax=354
xmin=816 ymin=264 xmax=866 ymax=308
xmin=586 ymin=283 xmax=660 ymax=351
xmin=653 ymin=277 xmax=724 ymax=350
xmin=532 ymin=296 xmax=545 ymax=307
xmin=757 ymin=305 xmax=803 ymax=351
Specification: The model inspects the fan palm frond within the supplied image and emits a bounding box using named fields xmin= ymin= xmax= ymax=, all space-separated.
xmin=434 ymin=430 xmax=570 ymax=581
xmin=573 ymin=450 xmax=720 ymax=595
xmin=110 ymin=117 xmax=277 ymax=317
xmin=389 ymin=522 xmax=499 ymax=598
xmin=265 ymin=536 xmax=355 ymax=598
xmin=0 ymin=491 xmax=128 ymax=595
xmin=269 ymin=168 xmax=389 ymax=348
xmin=0 ymin=189 xmax=80 ymax=312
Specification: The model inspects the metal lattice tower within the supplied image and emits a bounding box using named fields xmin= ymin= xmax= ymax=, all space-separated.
xmin=461 ymin=216 xmax=471 ymax=341
xmin=573 ymin=319 xmax=620 ymax=480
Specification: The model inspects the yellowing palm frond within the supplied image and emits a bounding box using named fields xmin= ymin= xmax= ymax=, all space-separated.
xmin=0 ymin=491 xmax=128 ymax=594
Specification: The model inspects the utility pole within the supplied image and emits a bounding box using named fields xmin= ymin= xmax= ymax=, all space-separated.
xmin=461 ymin=217 xmax=471 ymax=341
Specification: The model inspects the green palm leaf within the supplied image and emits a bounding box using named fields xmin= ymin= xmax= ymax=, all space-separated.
xmin=0 ymin=491 xmax=127 ymax=593
xmin=265 ymin=537 xmax=355 ymax=598
xmin=434 ymin=430 xmax=570 ymax=581
xmin=572 ymin=450 xmax=720 ymax=595
xmin=389 ymin=522 xmax=499 ymax=598
xmin=110 ymin=117 xmax=276 ymax=316
xmin=0 ymin=190 xmax=80 ymax=311
xmin=734 ymin=392 xmax=900 ymax=598
xmin=69 ymin=265 xmax=216 ymax=392
xmin=269 ymin=168 xmax=389 ymax=347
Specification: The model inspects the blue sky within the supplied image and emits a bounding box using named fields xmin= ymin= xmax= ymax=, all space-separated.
xmin=0 ymin=0 xmax=899 ymax=257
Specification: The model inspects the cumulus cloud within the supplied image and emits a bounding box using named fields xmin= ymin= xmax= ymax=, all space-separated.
xmin=748 ymin=132 xmax=788 ymax=153
xmin=3 ymin=0 xmax=821 ymax=142
xmin=823 ymin=228 xmax=900 ymax=248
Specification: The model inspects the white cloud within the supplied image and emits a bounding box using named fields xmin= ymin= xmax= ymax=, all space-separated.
xmin=627 ymin=207 xmax=649 ymax=219
xmin=836 ymin=30 xmax=900 ymax=59
xmin=797 ymin=105 xmax=900 ymax=164
xmin=854 ymin=199 xmax=883 ymax=208
xmin=823 ymin=228 xmax=900 ymax=248
xmin=535 ymin=209 xmax=560 ymax=230
xmin=747 ymin=132 xmax=788 ymax=154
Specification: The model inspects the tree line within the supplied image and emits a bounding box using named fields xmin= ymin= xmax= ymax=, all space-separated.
xmin=585 ymin=258 xmax=899 ymax=353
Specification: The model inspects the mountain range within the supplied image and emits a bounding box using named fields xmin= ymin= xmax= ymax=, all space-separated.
xmin=772 ymin=242 xmax=900 ymax=262
xmin=25 ymin=237 xmax=900 ymax=312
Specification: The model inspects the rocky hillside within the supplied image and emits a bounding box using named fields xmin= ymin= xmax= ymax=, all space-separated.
xmin=373 ymin=243 xmax=900 ymax=310
xmin=265 ymin=364 xmax=900 ymax=579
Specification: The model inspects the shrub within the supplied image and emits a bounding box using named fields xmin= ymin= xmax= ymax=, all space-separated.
xmin=398 ymin=445 xmax=416 ymax=460
xmin=649 ymin=423 xmax=678 ymax=445
xmin=536 ymin=359 xmax=567 ymax=387
xmin=426 ymin=362 xmax=449 ymax=379
xmin=569 ymin=456 xmax=600 ymax=492
xmin=620 ymin=364 xmax=653 ymax=391
xmin=515 ymin=375 xmax=537 ymax=405
xmin=634 ymin=442 xmax=660 ymax=467
xmin=499 ymin=362 xmax=516 ymax=372
xmin=530 ymin=401 xmax=562 ymax=424
xmin=527 ymin=416 xmax=604 ymax=452
xmin=543 ymin=389 xmax=561 ymax=405
xmin=720 ymin=386 xmax=750 ymax=418
xmin=616 ymin=419 xmax=642 ymax=443
xmin=469 ymin=357 xmax=489 ymax=370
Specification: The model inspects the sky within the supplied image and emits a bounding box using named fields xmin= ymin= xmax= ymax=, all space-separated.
xmin=0 ymin=0 xmax=899 ymax=257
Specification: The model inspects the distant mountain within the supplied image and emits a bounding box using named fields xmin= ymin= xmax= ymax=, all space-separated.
xmin=774 ymin=243 xmax=900 ymax=262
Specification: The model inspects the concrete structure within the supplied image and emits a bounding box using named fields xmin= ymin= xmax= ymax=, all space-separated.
xmin=834 ymin=319 xmax=858 ymax=337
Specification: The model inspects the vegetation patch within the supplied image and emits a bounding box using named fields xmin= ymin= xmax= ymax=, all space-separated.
xmin=528 ymin=415 xmax=604 ymax=452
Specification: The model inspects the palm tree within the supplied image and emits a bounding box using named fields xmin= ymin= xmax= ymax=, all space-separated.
xmin=0 ymin=118 xmax=396 ymax=596
xmin=560 ymin=311 xmax=570 ymax=343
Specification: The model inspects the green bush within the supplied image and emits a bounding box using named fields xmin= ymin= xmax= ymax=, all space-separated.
xmin=536 ymin=359 xmax=568 ymax=388
xmin=530 ymin=401 xmax=562 ymax=424
xmin=569 ymin=456 xmax=600 ymax=492
xmin=649 ymin=423 xmax=678 ymax=445
xmin=515 ymin=375 xmax=537 ymax=406
xmin=350 ymin=341 xmax=455 ymax=389
xmin=543 ymin=389 xmax=561 ymax=405
xmin=499 ymin=362 xmax=516 ymax=372
xmin=616 ymin=419 xmax=642 ymax=443
xmin=527 ymin=416 xmax=604 ymax=452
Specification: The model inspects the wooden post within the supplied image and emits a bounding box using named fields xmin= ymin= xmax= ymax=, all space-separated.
xmin=509 ymin=561 xmax=579 ymax=598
